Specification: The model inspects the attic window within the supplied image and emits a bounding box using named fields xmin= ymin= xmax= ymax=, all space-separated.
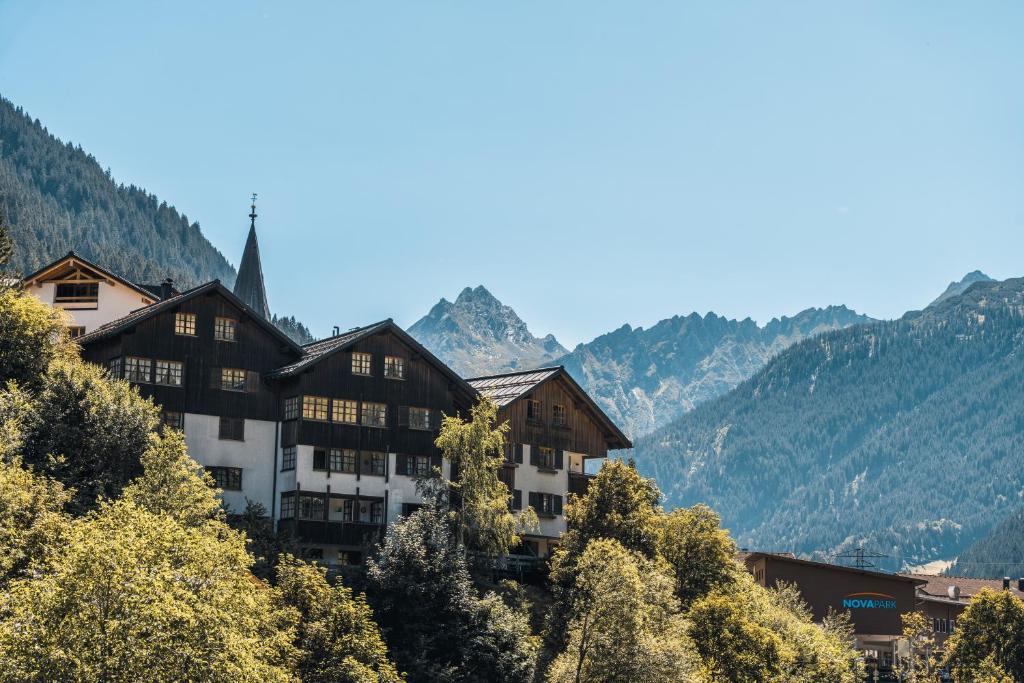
xmin=384 ymin=356 xmax=404 ymax=379
xmin=552 ymin=404 xmax=567 ymax=426
xmin=352 ymin=352 xmax=372 ymax=376
xmin=54 ymin=282 xmax=98 ymax=303
xmin=214 ymin=317 xmax=237 ymax=341
xmin=527 ymin=399 xmax=543 ymax=422
xmin=175 ymin=312 xmax=197 ymax=336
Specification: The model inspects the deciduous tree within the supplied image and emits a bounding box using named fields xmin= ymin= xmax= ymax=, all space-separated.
xmin=944 ymin=588 xmax=1024 ymax=681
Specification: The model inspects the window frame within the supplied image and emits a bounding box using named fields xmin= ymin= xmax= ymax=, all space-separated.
xmin=174 ymin=312 xmax=197 ymax=336
xmin=154 ymin=359 xmax=184 ymax=386
xmin=332 ymin=399 xmax=358 ymax=424
xmin=218 ymin=416 xmax=245 ymax=441
xmin=351 ymin=352 xmax=373 ymax=376
xmin=160 ymin=410 xmax=184 ymax=430
xmin=537 ymin=446 xmax=556 ymax=470
xmin=408 ymin=407 xmax=433 ymax=431
xmin=124 ymin=356 xmax=152 ymax=383
xmin=54 ymin=281 xmax=99 ymax=303
xmin=384 ymin=355 xmax=405 ymax=379
xmin=526 ymin=399 xmax=543 ymax=422
xmin=302 ymin=395 xmax=329 ymax=421
xmin=283 ymin=396 xmax=300 ymax=421
xmin=361 ymin=402 xmax=388 ymax=428
xmin=280 ymin=492 xmax=296 ymax=519
xmin=220 ymin=367 xmax=247 ymax=392
xmin=213 ymin=316 xmax=237 ymax=342
xmin=206 ymin=466 xmax=242 ymax=491
xmin=281 ymin=446 xmax=296 ymax=471
xmin=552 ymin=403 xmax=567 ymax=426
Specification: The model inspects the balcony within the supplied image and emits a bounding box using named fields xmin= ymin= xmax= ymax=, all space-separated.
xmin=279 ymin=519 xmax=384 ymax=547
xmin=568 ymin=471 xmax=595 ymax=497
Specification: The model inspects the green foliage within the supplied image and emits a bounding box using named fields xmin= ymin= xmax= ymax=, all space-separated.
xmin=947 ymin=506 xmax=1024 ymax=579
xmin=8 ymin=356 xmax=160 ymax=512
xmin=0 ymin=457 xmax=70 ymax=587
xmin=0 ymin=287 xmax=72 ymax=391
xmin=435 ymin=398 xmax=520 ymax=557
xmin=943 ymin=588 xmax=1024 ymax=681
xmin=658 ymin=504 xmax=736 ymax=606
xmin=893 ymin=610 xmax=938 ymax=681
xmin=0 ymin=498 xmax=296 ymax=682
xmin=546 ymin=538 xmax=697 ymax=683
xmin=366 ymin=505 xmax=538 ymax=682
xmin=633 ymin=277 xmax=1024 ymax=566
xmin=688 ymin=590 xmax=783 ymax=683
xmin=275 ymin=555 xmax=403 ymax=683
xmin=0 ymin=97 xmax=235 ymax=288
xmin=0 ymin=209 xmax=14 ymax=273
xmin=231 ymin=499 xmax=297 ymax=581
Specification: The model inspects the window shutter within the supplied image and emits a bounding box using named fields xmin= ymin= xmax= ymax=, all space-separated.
xmin=515 ymin=443 xmax=523 ymax=464
xmin=209 ymin=367 xmax=221 ymax=389
xmin=555 ymin=449 xmax=564 ymax=470
xmin=246 ymin=371 xmax=261 ymax=393
xmin=528 ymin=492 xmax=540 ymax=511
xmin=512 ymin=489 xmax=522 ymax=510
xmin=528 ymin=446 xmax=537 ymax=467
xmin=398 ymin=406 xmax=410 ymax=427
xmin=554 ymin=495 xmax=563 ymax=515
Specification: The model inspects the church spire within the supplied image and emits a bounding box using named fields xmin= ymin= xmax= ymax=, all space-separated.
xmin=233 ymin=193 xmax=270 ymax=320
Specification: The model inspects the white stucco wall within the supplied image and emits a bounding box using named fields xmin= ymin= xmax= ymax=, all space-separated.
xmin=182 ymin=413 xmax=277 ymax=513
xmin=515 ymin=444 xmax=571 ymax=539
xmin=27 ymin=280 xmax=154 ymax=332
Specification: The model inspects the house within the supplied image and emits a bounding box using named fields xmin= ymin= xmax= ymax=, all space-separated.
xmin=21 ymin=251 xmax=171 ymax=336
xmin=902 ymin=574 xmax=1024 ymax=648
xmin=467 ymin=366 xmax=633 ymax=558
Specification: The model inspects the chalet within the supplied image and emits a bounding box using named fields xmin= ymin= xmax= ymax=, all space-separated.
xmin=22 ymin=251 xmax=170 ymax=336
xmin=28 ymin=201 xmax=634 ymax=566
xmin=467 ymin=366 xmax=633 ymax=558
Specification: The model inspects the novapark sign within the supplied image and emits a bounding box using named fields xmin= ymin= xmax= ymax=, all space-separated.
xmin=841 ymin=592 xmax=898 ymax=609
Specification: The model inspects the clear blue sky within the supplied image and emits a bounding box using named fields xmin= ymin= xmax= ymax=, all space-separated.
xmin=1 ymin=2 xmax=1022 ymax=346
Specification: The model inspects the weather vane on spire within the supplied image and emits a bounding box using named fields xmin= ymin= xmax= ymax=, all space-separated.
xmin=249 ymin=193 xmax=258 ymax=227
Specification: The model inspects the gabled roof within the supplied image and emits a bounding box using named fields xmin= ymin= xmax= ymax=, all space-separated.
xmin=22 ymin=251 xmax=160 ymax=301
xmin=744 ymin=552 xmax=927 ymax=586
xmin=76 ymin=279 xmax=303 ymax=352
xmin=467 ymin=366 xmax=633 ymax=450
xmin=266 ymin=320 xmax=478 ymax=402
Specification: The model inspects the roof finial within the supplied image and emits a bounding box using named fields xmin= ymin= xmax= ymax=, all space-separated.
xmin=249 ymin=193 xmax=258 ymax=227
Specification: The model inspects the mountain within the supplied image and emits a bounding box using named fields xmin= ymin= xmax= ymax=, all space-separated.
xmin=557 ymin=306 xmax=875 ymax=437
xmin=929 ymin=270 xmax=993 ymax=308
xmin=408 ymin=286 xmax=567 ymax=377
xmin=946 ymin=507 xmax=1024 ymax=580
xmin=631 ymin=277 xmax=1024 ymax=571
xmin=0 ymin=96 xmax=234 ymax=287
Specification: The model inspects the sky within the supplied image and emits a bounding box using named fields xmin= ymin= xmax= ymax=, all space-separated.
xmin=1 ymin=2 xmax=1022 ymax=346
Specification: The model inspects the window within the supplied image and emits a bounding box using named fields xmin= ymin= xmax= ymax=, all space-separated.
xmin=298 ymin=493 xmax=325 ymax=520
xmin=364 ymin=451 xmax=386 ymax=476
xmin=206 ymin=466 xmax=242 ymax=491
xmin=281 ymin=446 xmax=296 ymax=471
xmin=512 ymin=489 xmax=522 ymax=510
xmin=330 ymin=497 xmax=355 ymax=522
xmin=160 ymin=410 xmax=183 ymax=430
xmin=107 ymin=357 xmax=122 ymax=379
xmin=283 ymin=396 xmax=300 ymax=420
xmin=124 ymin=357 xmax=151 ymax=383
xmin=361 ymin=402 xmax=387 ymax=428
xmin=539 ymin=493 xmax=556 ymax=515
xmin=553 ymin=404 xmax=567 ymax=426
xmin=220 ymin=367 xmax=247 ymax=392
xmin=331 ymin=448 xmax=357 ymax=473
xmin=332 ymin=399 xmax=358 ymax=424
xmin=408 ymin=407 xmax=433 ymax=431
xmin=174 ymin=312 xmax=196 ymax=336
xmin=214 ymin=316 xmax=237 ymax=341
xmin=313 ymin=448 xmax=328 ymax=470
xmin=370 ymin=501 xmax=384 ymax=524
xmin=402 ymin=503 xmax=424 ymax=517
xmin=384 ymin=356 xmax=404 ymax=379
xmin=537 ymin=447 xmax=556 ymax=470
xmin=302 ymin=395 xmax=329 ymax=421
xmin=67 ymin=325 xmax=86 ymax=338
xmin=54 ymin=282 xmax=98 ymax=303
xmin=218 ymin=416 xmax=245 ymax=441
xmin=154 ymin=360 xmax=184 ymax=386
xmin=527 ymin=399 xmax=543 ymax=422
xmin=411 ymin=455 xmax=431 ymax=477
xmin=351 ymin=352 xmax=372 ymax=376
xmin=280 ymin=493 xmax=295 ymax=519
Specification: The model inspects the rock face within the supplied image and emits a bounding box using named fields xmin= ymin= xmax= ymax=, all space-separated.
xmin=555 ymin=306 xmax=875 ymax=437
xmin=928 ymin=270 xmax=993 ymax=308
xmin=407 ymin=286 xmax=567 ymax=377
xmin=632 ymin=276 xmax=1024 ymax=571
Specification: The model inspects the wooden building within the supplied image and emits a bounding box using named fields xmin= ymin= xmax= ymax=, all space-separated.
xmin=467 ymin=366 xmax=633 ymax=557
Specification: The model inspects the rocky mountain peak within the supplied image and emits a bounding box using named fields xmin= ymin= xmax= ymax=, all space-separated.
xmin=928 ymin=270 xmax=994 ymax=308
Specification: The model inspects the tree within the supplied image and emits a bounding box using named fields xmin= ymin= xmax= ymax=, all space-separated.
xmin=231 ymin=500 xmax=297 ymax=581
xmin=0 ymin=287 xmax=72 ymax=391
xmin=0 ymin=498 xmax=296 ymax=682
xmin=944 ymin=588 xmax=1024 ymax=681
xmin=7 ymin=356 xmax=160 ymax=512
xmin=435 ymin=398 xmax=521 ymax=557
xmin=688 ymin=590 xmax=783 ymax=683
xmin=275 ymin=555 xmax=403 ymax=683
xmin=657 ymin=504 xmax=736 ymax=606
xmin=0 ymin=210 xmax=14 ymax=277
xmin=894 ymin=611 xmax=938 ymax=681
xmin=0 ymin=456 xmax=69 ymax=588
xmin=545 ymin=538 xmax=697 ymax=683
xmin=366 ymin=504 xmax=538 ymax=683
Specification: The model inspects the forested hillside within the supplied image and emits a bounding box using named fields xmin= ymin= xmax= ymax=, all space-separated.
xmin=0 ymin=96 xmax=235 ymax=287
xmin=632 ymin=278 xmax=1024 ymax=570
xmin=947 ymin=507 xmax=1024 ymax=579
